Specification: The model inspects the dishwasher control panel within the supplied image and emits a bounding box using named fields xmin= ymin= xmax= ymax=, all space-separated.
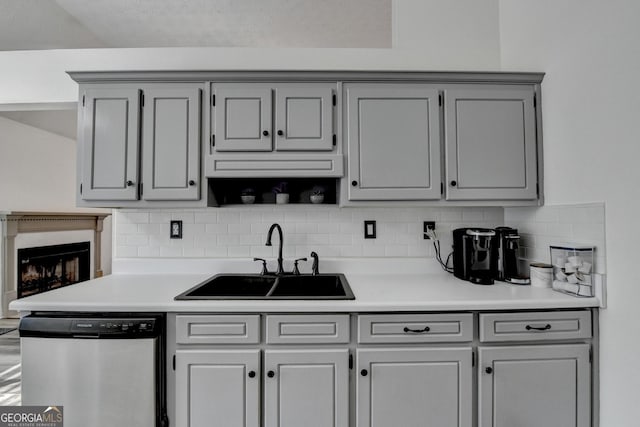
xmin=19 ymin=315 xmax=162 ymax=339
xmin=71 ymin=318 xmax=158 ymax=336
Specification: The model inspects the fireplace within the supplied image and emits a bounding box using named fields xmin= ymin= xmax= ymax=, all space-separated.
xmin=1 ymin=211 xmax=110 ymax=317
xmin=17 ymin=242 xmax=91 ymax=298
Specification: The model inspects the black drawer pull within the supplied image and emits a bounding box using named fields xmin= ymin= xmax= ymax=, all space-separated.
xmin=403 ymin=326 xmax=431 ymax=334
xmin=360 ymin=369 xmax=368 ymax=377
xmin=485 ymin=367 xmax=493 ymax=374
xmin=526 ymin=324 xmax=551 ymax=331
xmin=248 ymin=371 xmax=256 ymax=378
xmin=267 ymin=370 xmax=275 ymax=378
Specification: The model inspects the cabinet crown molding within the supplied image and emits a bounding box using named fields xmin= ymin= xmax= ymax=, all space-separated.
xmin=68 ymin=70 xmax=545 ymax=84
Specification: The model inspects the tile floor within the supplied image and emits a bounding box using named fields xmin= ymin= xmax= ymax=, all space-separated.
xmin=0 ymin=319 xmax=21 ymax=406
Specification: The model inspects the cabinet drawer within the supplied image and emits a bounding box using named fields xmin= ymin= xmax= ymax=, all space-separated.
xmin=479 ymin=311 xmax=592 ymax=342
xmin=358 ymin=314 xmax=473 ymax=344
xmin=176 ymin=315 xmax=260 ymax=344
xmin=265 ymin=315 xmax=350 ymax=344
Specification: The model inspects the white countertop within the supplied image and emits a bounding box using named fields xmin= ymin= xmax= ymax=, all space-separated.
xmin=9 ymin=258 xmax=601 ymax=313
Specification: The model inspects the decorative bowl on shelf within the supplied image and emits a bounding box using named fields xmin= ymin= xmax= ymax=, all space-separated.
xmin=241 ymin=195 xmax=256 ymax=204
xmin=310 ymin=194 xmax=324 ymax=204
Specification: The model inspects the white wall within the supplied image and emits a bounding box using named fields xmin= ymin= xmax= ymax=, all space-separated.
xmin=0 ymin=116 xmax=113 ymax=275
xmin=0 ymin=116 xmax=77 ymax=211
xmin=393 ymin=0 xmax=500 ymax=67
xmin=499 ymin=1 xmax=640 ymax=425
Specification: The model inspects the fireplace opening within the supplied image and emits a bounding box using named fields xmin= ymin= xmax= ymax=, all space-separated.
xmin=17 ymin=242 xmax=91 ymax=298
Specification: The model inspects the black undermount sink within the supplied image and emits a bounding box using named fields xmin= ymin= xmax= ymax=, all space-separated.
xmin=175 ymin=273 xmax=354 ymax=300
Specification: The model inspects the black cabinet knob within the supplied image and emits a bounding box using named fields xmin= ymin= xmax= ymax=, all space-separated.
xmin=351 ymin=181 xmax=358 ymax=187
xmin=248 ymin=371 xmax=256 ymax=378
xmin=485 ymin=367 xmax=493 ymax=374
xmin=188 ymin=180 xmax=196 ymax=186
xmin=126 ymin=180 xmax=134 ymax=187
xmin=277 ymin=130 xmax=284 ymax=136
xmin=263 ymin=130 xmax=269 ymax=136
xmin=450 ymin=180 xmax=457 ymax=187
xmin=267 ymin=370 xmax=275 ymax=378
xmin=360 ymin=369 xmax=368 ymax=377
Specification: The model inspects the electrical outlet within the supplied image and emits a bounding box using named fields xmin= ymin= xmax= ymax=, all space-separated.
xmin=170 ymin=220 xmax=183 ymax=239
xmin=423 ymin=221 xmax=436 ymax=239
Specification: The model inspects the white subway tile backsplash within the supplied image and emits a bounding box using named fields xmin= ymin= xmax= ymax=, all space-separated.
xmin=149 ymin=213 xmax=172 ymax=224
xmin=194 ymin=212 xmax=218 ymax=224
xmin=505 ymin=203 xmax=606 ymax=274
xmin=115 ymin=206 xmax=503 ymax=261
xmin=138 ymin=246 xmax=160 ymax=257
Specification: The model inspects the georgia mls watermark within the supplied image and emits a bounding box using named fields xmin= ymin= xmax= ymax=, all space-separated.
xmin=0 ymin=406 xmax=63 ymax=427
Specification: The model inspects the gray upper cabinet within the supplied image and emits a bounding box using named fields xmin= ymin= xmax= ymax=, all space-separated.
xmin=478 ymin=344 xmax=591 ymax=427
xmin=142 ymin=86 xmax=201 ymax=200
xmin=357 ymin=347 xmax=472 ymax=427
xmin=274 ymin=84 xmax=334 ymax=151
xmin=213 ymin=84 xmax=273 ymax=151
xmin=81 ymin=87 xmax=140 ymax=201
xmin=444 ymin=85 xmax=538 ymax=200
xmin=71 ymin=71 xmax=543 ymax=206
xmin=213 ymin=83 xmax=334 ymax=152
xmin=78 ymin=83 xmax=203 ymax=206
xmin=345 ymin=84 xmax=442 ymax=201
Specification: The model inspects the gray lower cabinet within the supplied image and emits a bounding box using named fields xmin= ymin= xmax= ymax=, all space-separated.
xmin=264 ymin=349 xmax=349 ymax=427
xmin=81 ymin=87 xmax=141 ymax=201
xmin=171 ymin=310 xmax=592 ymax=427
xmin=344 ymin=83 xmax=442 ymax=201
xmin=444 ymin=85 xmax=538 ymax=201
xmin=175 ymin=349 xmax=261 ymax=427
xmin=478 ymin=344 xmax=591 ymax=427
xmin=356 ymin=347 xmax=473 ymax=427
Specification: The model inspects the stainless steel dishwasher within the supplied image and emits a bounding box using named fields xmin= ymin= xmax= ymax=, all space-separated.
xmin=19 ymin=313 xmax=167 ymax=427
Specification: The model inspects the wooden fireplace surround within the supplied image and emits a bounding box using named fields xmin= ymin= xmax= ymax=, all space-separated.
xmin=1 ymin=211 xmax=110 ymax=317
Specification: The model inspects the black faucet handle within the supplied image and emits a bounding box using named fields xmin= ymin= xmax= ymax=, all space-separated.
xmin=293 ymin=257 xmax=308 ymax=275
xmin=253 ymin=258 xmax=269 ymax=275
xmin=310 ymin=251 xmax=319 ymax=276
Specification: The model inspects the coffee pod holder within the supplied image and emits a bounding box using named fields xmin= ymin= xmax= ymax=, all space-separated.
xmin=550 ymin=244 xmax=595 ymax=297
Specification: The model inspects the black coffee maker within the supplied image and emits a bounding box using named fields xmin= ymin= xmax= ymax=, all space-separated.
xmin=495 ymin=227 xmax=530 ymax=284
xmin=453 ymin=228 xmax=498 ymax=285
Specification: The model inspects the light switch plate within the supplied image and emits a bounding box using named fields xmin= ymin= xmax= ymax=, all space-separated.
xmin=364 ymin=220 xmax=376 ymax=239
xmin=170 ymin=220 xmax=183 ymax=239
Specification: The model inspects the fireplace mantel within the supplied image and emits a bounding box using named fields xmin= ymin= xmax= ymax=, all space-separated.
xmin=1 ymin=211 xmax=111 ymax=317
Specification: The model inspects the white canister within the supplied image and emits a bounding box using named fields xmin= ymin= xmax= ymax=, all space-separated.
xmin=530 ymin=262 xmax=553 ymax=288
xmin=275 ymin=193 xmax=290 ymax=204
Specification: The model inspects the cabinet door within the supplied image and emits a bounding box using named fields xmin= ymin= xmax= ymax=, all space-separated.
xmin=81 ymin=87 xmax=140 ymax=201
xmin=264 ymin=349 xmax=349 ymax=427
xmin=142 ymin=86 xmax=201 ymax=200
xmin=274 ymin=84 xmax=334 ymax=151
xmin=445 ymin=85 xmax=537 ymax=200
xmin=213 ymin=83 xmax=272 ymax=151
xmin=175 ymin=349 xmax=260 ymax=427
xmin=345 ymin=84 xmax=441 ymax=200
xmin=478 ymin=344 xmax=590 ymax=427
xmin=357 ymin=347 xmax=472 ymax=427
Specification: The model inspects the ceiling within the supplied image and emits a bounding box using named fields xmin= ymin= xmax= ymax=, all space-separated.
xmin=0 ymin=0 xmax=390 ymax=139
xmin=0 ymin=0 xmax=392 ymax=50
